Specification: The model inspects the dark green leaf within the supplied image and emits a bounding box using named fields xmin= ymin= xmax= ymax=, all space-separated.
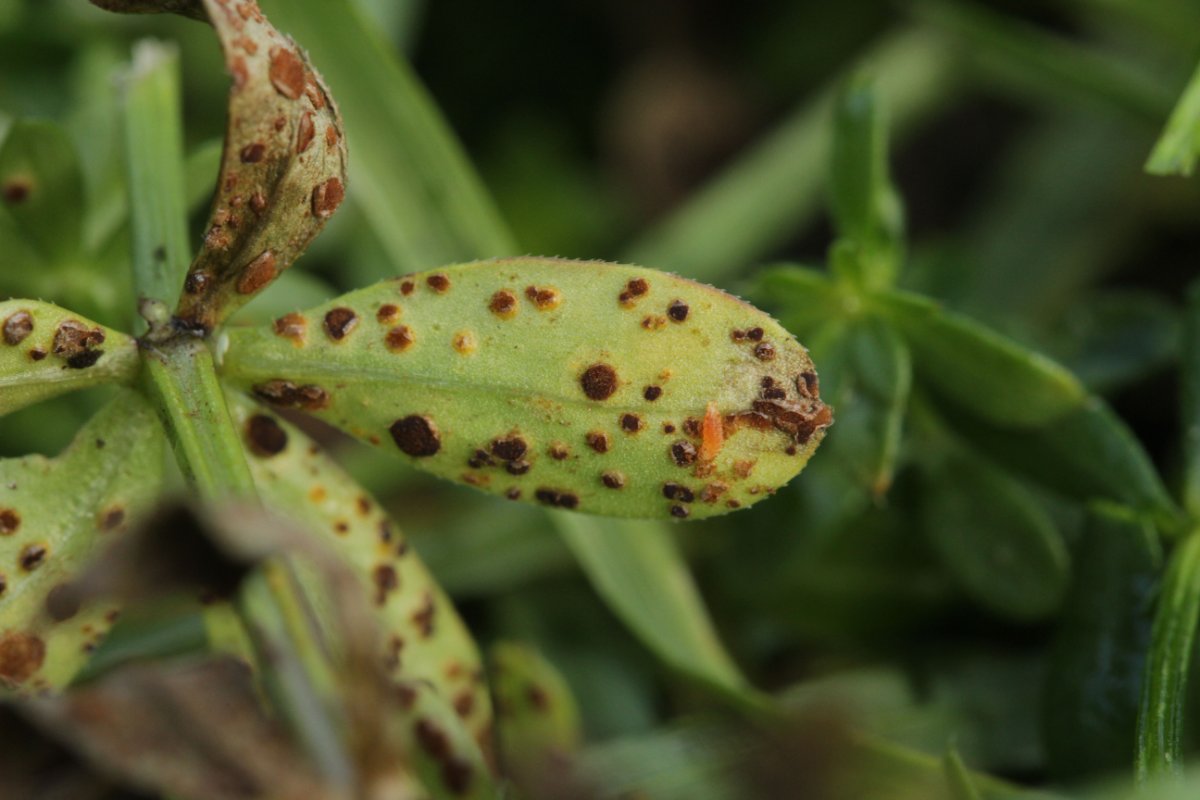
xmin=0 ymin=120 xmax=84 ymax=265
xmin=1183 ymin=281 xmax=1200 ymax=517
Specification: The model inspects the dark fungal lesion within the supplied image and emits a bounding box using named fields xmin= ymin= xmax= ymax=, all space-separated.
xmin=322 ymin=307 xmax=359 ymax=341
xmin=525 ymin=285 xmax=561 ymax=310
xmin=52 ymin=319 xmax=105 ymax=369
xmin=0 ymin=509 xmax=19 ymax=535
xmin=585 ymin=431 xmax=610 ymax=454
xmin=253 ymin=379 xmax=330 ymax=410
xmin=580 ymin=363 xmax=619 ymax=401
xmin=427 ymin=273 xmax=451 ymax=293
xmin=535 ymin=488 xmax=579 ymax=509
xmin=18 ymin=543 xmax=47 ymax=572
xmin=666 ymin=300 xmax=689 ymax=322
xmin=2 ymin=311 xmax=33 ymax=345
xmin=389 ymin=415 xmax=441 ymax=457
xmin=245 ymin=414 xmax=288 ymax=457
xmin=618 ymin=277 xmax=649 ymax=306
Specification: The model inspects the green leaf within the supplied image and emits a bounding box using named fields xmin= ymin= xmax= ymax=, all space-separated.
xmin=491 ymin=642 xmax=582 ymax=781
xmin=553 ymin=513 xmax=757 ymax=703
xmin=943 ymin=746 xmax=984 ymax=800
xmin=0 ymin=119 xmax=84 ymax=265
xmin=1147 ymin=59 xmax=1200 ymax=176
xmin=220 ymin=258 xmax=833 ymax=520
xmin=259 ymin=0 xmax=517 ymax=273
xmin=879 ymin=289 xmax=1085 ymax=427
xmin=225 ymin=392 xmax=493 ymax=744
xmin=1137 ymin=528 xmax=1200 ymax=782
xmin=1043 ymin=505 xmax=1160 ymax=781
xmin=829 ymin=72 xmax=904 ymax=289
xmin=754 ymin=265 xmax=845 ymax=334
xmin=121 ymin=39 xmax=190 ymax=319
xmin=922 ymin=452 xmax=1069 ymax=621
xmin=1183 ymin=281 xmax=1200 ymax=517
xmin=0 ymin=390 xmax=165 ymax=692
xmin=0 ymin=299 xmax=140 ymax=417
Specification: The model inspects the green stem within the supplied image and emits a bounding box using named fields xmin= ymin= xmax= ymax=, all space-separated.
xmin=1136 ymin=529 xmax=1200 ymax=782
xmin=1183 ymin=282 xmax=1200 ymax=517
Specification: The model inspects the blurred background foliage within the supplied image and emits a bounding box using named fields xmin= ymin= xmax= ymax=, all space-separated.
xmin=2 ymin=0 xmax=1200 ymax=796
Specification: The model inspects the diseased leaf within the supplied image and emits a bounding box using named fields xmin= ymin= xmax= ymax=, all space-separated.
xmin=922 ymin=452 xmax=1069 ymax=621
xmin=0 ymin=119 xmax=84 ymax=265
xmin=220 ymin=257 xmax=832 ymax=520
xmin=0 ymin=299 xmax=140 ymax=418
xmin=0 ymin=391 xmax=165 ymax=693
xmin=879 ymin=289 xmax=1084 ymax=427
xmin=94 ymin=0 xmax=349 ymax=331
xmin=225 ymin=392 xmax=493 ymax=745
xmin=491 ymin=642 xmax=581 ymax=784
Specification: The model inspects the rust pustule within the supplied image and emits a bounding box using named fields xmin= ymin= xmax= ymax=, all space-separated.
xmin=751 ymin=397 xmax=833 ymax=445
xmin=620 ymin=413 xmax=643 ymax=433
xmin=0 ymin=509 xmax=19 ymax=536
xmin=670 ymin=505 xmax=690 ymax=518
xmin=377 ymin=304 xmax=400 ymax=324
xmin=427 ymin=273 xmax=451 ymax=293
xmin=754 ymin=342 xmax=776 ymax=361
xmin=239 ymin=142 xmax=266 ymax=163
xmin=525 ymin=285 xmax=561 ymax=310
xmin=641 ymin=315 xmax=667 ymax=330
xmin=268 ymin=46 xmax=306 ymax=99
xmin=535 ymin=488 xmax=580 ymax=509
xmin=548 ymin=442 xmax=570 ymax=460
xmin=662 ymin=482 xmax=695 ymax=502
xmin=253 ymin=380 xmax=330 ymax=410
xmin=506 ymin=460 xmax=531 ymax=476
xmin=99 ymin=506 xmax=126 ymax=531
xmin=412 ymin=591 xmax=436 ymax=637
xmin=2 ymin=312 xmax=33 ymax=345
xmin=312 ymin=177 xmax=345 ymax=219
xmin=580 ymin=363 xmax=618 ymax=400
xmin=670 ymin=440 xmax=698 ymax=467
xmin=296 ymin=111 xmax=315 ymax=152
xmin=489 ymin=289 xmax=518 ymax=318
xmin=19 ymin=543 xmax=47 ymax=572
xmin=601 ymin=471 xmax=626 ymax=489
xmin=390 ymin=415 xmax=441 ymax=457
xmin=323 ymin=307 xmax=359 ymax=341
xmin=643 ymin=385 xmax=663 ymax=401
xmin=667 ymin=300 xmax=689 ymax=322
xmin=236 ymin=250 xmax=277 ymax=294
xmin=585 ymin=431 xmax=610 ymax=454
xmin=619 ymin=278 xmax=649 ymax=306
xmin=452 ymin=330 xmax=477 ymax=355
xmin=52 ymin=320 xmax=105 ymax=368
xmin=373 ymin=564 xmax=399 ymax=606
xmin=399 ymin=279 xmax=415 ymax=295
xmin=28 ymin=348 xmax=46 ymax=361
xmin=490 ymin=435 xmax=528 ymax=462
xmin=2 ymin=179 xmax=31 ymax=204
xmin=385 ymin=325 xmax=415 ymax=352
xmin=505 ymin=487 xmax=522 ymax=500
xmin=273 ymin=312 xmax=306 ymax=343
xmin=0 ymin=632 xmax=44 ymax=685
xmin=246 ymin=414 xmax=288 ymax=457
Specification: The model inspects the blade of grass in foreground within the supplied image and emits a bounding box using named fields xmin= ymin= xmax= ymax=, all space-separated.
xmin=259 ymin=0 xmax=517 ymax=272
xmin=1146 ymin=59 xmax=1200 ymax=176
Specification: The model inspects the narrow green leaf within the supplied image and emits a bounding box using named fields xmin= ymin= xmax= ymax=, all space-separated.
xmin=829 ymin=72 xmax=903 ymax=290
xmin=1137 ymin=529 xmax=1200 ymax=782
xmin=259 ymin=0 xmax=518 ymax=272
xmin=943 ymin=746 xmax=984 ymax=800
xmin=225 ymin=392 xmax=493 ymax=745
xmin=0 ymin=299 xmax=140 ymax=417
xmin=922 ymin=452 xmax=1069 ymax=621
xmin=553 ymin=513 xmax=757 ymax=703
xmin=1044 ymin=505 xmax=1160 ymax=781
xmin=0 ymin=119 xmax=84 ymax=265
xmin=0 ymin=390 xmax=165 ymax=692
xmin=491 ymin=642 xmax=582 ymax=782
xmin=1183 ymin=281 xmax=1200 ymax=517
xmin=121 ymin=39 xmax=190 ymax=318
xmin=879 ymin=289 xmax=1085 ymax=427
xmin=1147 ymin=59 xmax=1200 ymax=176
xmin=753 ymin=265 xmax=844 ymax=334
xmin=220 ymin=258 xmax=832 ymax=520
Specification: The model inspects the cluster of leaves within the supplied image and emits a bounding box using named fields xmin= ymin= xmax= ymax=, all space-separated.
xmin=2 ymin=0 xmax=1200 ymax=798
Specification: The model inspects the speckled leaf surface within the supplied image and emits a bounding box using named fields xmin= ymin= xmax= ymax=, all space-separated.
xmin=0 ymin=391 xmax=165 ymax=693
xmin=92 ymin=0 xmax=349 ymax=331
xmin=226 ymin=393 xmax=492 ymax=747
xmin=491 ymin=643 xmax=581 ymax=779
xmin=0 ymin=299 xmax=140 ymax=416
xmin=221 ymin=257 xmax=832 ymax=520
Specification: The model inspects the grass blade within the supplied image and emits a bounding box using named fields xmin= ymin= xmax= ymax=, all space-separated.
xmin=1147 ymin=59 xmax=1200 ymax=176
xmin=1183 ymin=281 xmax=1200 ymax=516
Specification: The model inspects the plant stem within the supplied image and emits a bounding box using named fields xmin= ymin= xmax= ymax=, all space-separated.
xmin=1136 ymin=528 xmax=1200 ymax=782
xmin=1183 ymin=282 xmax=1200 ymax=517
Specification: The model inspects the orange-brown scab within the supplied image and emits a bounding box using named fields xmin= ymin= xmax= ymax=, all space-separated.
xmin=268 ymin=46 xmax=306 ymax=99
xmin=99 ymin=506 xmax=125 ymax=532
xmin=385 ymin=325 xmax=415 ymax=352
xmin=2 ymin=312 xmax=33 ymax=346
xmin=667 ymin=300 xmax=689 ymax=322
xmin=463 ymin=472 xmax=490 ymax=487
xmin=0 ymin=509 xmax=19 ymax=536
xmin=525 ymin=285 xmax=561 ymax=311
xmin=53 ymin=320 xmax=105 ymax=369
xmin=376 ymin=304 xmax=401 ymax=324
xmin=427 ymin=273 xmax=451 ymax=293
xmin=535 ymin=488 xmax=579 ymax=509
xmin=239 ymin=142 xmax=266 ymax=163
xmin=733 ymin=460 xmax=755 ymax=479
xmin=237 ymin=250 xmax=277 ymax=295
xmin=671 ymin=440 xmax=697 ymax=467
xmin=297 ymin=111 xmax=316 ymax=153
xmin=452 ymin=330 xmax=477 ymax=355
xmin=29 ymin=348 xmax=46 ymax=361
xmin=399 ymin=279 xmax=415 ymax=296
xmin=585 ymin=431 xmax=610 ymax=454
xmin=489 ymin=289 xmax=518 ymax=318
xmin=305 ymin=79 xmax=327 ymax=109
xmin=390 ymin=415 xmax=441 ymax=457
xmin=700 ymin=402 xmax=724 ymax=461
xmin=619 ymin=413 xmax=643 ymax=434
xmin=246 ymin=414 xmax=288 ymax=457
xmin=490 ymin=435 xmax=528 ymax=462
xmin=250 ymin=191 xmax=268 ymax=214
xmin=312 ymin=177 xmax=345 ymax=219
xmin=754 ymin=342 xmax=776 ymax=361
xmin=580 ymin=363 xmax=618 ymax=401
xmin=412 ymin=592 xmax=436 ymax=638
xmin=324 ymin=125 xmax=338 ymax=150
xmin=641 ymin=315 xmax=667 ymax=331
xmin=619 ymin=278 xmax=649 ymax=307
xmin=372 ymin=564 xmax=399 ymax=607
xmin=700 ymin=482 xmax=729 ymax=503
xmin=548 ymin=442 xmax=570 ymax=460
xmin=253 ymin=380 xmax=330 ymax=410
xmin=323 ymin=307 xmax=359 ymax=341
xmin=0 ymin=632 xmax=45 ymax=685
xmin=601 ymin=471 xmax=626 ymax=489
xmin=309 ymin=486 xmax=327 ymax=504
xmin=662 ymin=482 xmax=695 ymax=502
xmin=273 ymin=312 xmax=307 ymax=345
xmin=19 ymin=543 xmax=46 ymax=572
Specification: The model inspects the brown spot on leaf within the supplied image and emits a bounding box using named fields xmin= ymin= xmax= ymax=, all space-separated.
xmin=2 ymin=179 xmax=31 ymax=205
xmin=252 ymin=380 xmax=330 ymax=410
xmin=296 ymin=111 xmax=315 ymax=153
xmin=733 ymin=460 xmax=755 ymax=479
xmin=671 ymin=441 xmax=697 ymax=467
xmin=452 ymin=331 xmax=477 ymax=355
xmin=412 ymin=592 xmax=436 ymax=637
xmin=390 ymin=415 xmax=441 ymax=457
xmin=19 ymin=543 xmax=46 ymax=572
xmin=667 ymin=300 xmax=689 ymax=321
xmin=620 ymin=413 xmax=643 ymax=433
xmin=505 ymin=460 xmax=530 ymax=476
xmin=580 ymin=363 xmax=618 ymax=400
xmin=662 ymin=482 xmax=695 ymax=502
xmin=99 ymin=506 xmax=125 ymax=531
xmin=643 ymin=385 xmax=662 ymax=402
xmin=239 ymin=142 xmax=266 ymax=163
xmin=754 ymin=342 xmax=776 ymax=361
xmin=250 ymin=191 xmax=268 ymax=214
xmin=619 ymin=278 xmax=649 ymax=306
xmin=585 ymin=431 xmax=610 ymax=454
xmin=399 ymin=279 xmax=415 ymax=295
xmin=491 ymin=435 xmax=528 ymax=462
xmin=385 ymin=325 xmax=414 ymax=352
xmin=641 ymin=315 xmax=667 ymax=330
xmin=505 ymin=487 xmax=521 ymax=500
xmin=0 ymin=632 xmax=44 ymax=685
xmin=670 ymin=505 xmax=690 ymax=518
xmin=29 ymin=348 xmax=46 ymax=361
xmin=427 ymin=273 xmax=451 ymax=293
xmin=525 ymin=285 xmax=561 ymax=310
xmin=454 ymin=691 xmax=475 ymax=719
xmin=376 ymin=304 xmax=400 ymax=324
xmin=548 ymin=442 xmax=570 ymax=460
xmin=2 ymin=312 xmax=33 ymax=345
xmin=700 ymin=482 xmax=728 ymax=503
xmin=236 ymin=250 xmax=277 ymax=294
xmin=45 ymin=584 xmax=80 ymax=622
xmin=273 ymin=312 xmax=306 ymax=344
xmin=268 ymin=46 xmax=306 ymax=99
xmin=0 ymin=509 xmax=19 ymax=536
xmin=246 ymin=414 xmax=288 ymax=457
xmin=323 ymin=307 xmax=359 ymax=341
xmin=311 ymin=177 xmax=344 ymax=219
xmin=602 ymin=471 xmax=626 ymax=489
xmin=535 ymin=488 xmax=580 ymax=509
xmin=52 ymin=320 xmax=105 ymax=368
xmin=489 ymin=289 xmax=518 ymax=318
xmin=373 ymin=564 xmax=399 ymax=606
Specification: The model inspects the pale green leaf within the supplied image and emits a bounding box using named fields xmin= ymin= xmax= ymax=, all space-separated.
xmin=0 ymin=390 xmax=165 ymax=692
xmin=1147 ymin=59 xmax=1200 ymax=176
xmin=0 ymin=299 xmax=140 ymax=417
xmin=220 ymin=258 xmax=832 ymax=520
